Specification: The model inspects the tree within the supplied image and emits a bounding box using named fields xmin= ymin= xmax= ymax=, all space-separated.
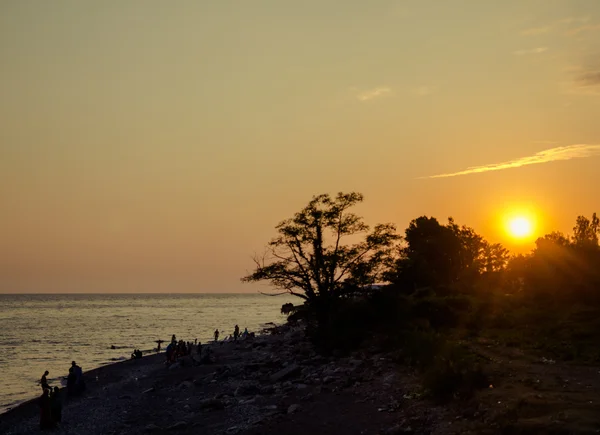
xmin=241 ymin=192 xmax=400 ymax=304
xmin=572 ymin=213 xmax=599 ymax=247
xmin=482 ymin=242 xmax=510 ymax=273
xmin=395 ymin=216 xmax=488 ymax=289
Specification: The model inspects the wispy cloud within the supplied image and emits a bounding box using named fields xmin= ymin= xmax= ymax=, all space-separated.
xmin=521 ymin=26 xmax=551 ymax=36
xmin=513 ymin=47 xmax=548 ymax=55
xmin=565 ymin=24 xmax=600 ymax=36
xmin=578 ymin=70 xmax=600 ymax=87
xmin=356 ymin=87 xmax=392 ymax=101
xmin=559 ymin=17 xmax=590 ymax=25
xmin=422 ymin=144 xmax=600 ymax=179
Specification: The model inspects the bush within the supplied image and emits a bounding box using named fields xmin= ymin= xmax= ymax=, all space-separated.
xmin=422 ymin=342 xmax=488 ymax=402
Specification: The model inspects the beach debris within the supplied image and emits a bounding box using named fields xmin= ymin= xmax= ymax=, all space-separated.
xmin=270 ymin=363 xmax=300 ymax=383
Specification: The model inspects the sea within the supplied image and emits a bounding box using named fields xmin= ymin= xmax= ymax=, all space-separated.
xmin=0 ymin=293 xmax=295 ymax=414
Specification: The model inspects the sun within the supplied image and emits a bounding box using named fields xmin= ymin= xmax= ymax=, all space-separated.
xmin=507 ymin=216 xmax=533 ymax=239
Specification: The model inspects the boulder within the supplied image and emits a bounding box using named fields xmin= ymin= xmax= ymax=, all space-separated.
xmin=179 ymin=381 xmax=193 ymax=389
xmin=234 ymin=381 xmax=260 ymax=397
xmin=269 ymin=363 xmax=301 ymax=383
xmin=287 ymin=404 xmax=300 ymax=414
xmin=144 ymin=424 xmax=161 ymax=433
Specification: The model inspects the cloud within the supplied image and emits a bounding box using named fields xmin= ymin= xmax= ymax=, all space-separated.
xmin=513 ymin=47 xmax=548 ymax=55
xmin=422 ymin=144 xmax=600 ymax=179
xmin=521 ymin=26 xmax=551 ymax=36
xmin=413 ymin=86 xmax=435 ymax=96
xmin=578 ymin=70 xmax=600 ymax=87
xmin=565 ymin=24 xmax=600 ymax=36
xmin=559 ymin=17 xmax=590 ymax=25
xmin=356 ymin=87 xmax=392 ymax=101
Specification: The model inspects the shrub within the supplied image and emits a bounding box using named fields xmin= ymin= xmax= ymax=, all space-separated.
xmin=421 ymin=342 xmax=488 ymax=402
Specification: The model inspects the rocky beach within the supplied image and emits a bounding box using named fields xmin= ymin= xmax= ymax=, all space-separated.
xmin=3 ymin=322 xmax=600 ymax=435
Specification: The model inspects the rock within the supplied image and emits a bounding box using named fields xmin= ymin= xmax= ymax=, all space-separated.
xmin=259 ymin=385 xmax=275 ymax=395
xmin=234 ymin=381 xmax=260 ymax=397
xmin=144 ymin=424 xmax=161 ymax=432
xmin=270 ymin=363 xmax=301 ymax=383
xmin=118 ymin=394 xmax=132 ymax=400
xmin=287 ymin=404 xmax=300 ymax=414
xmin=200 ymin=398 xmax=225 ymax=410
xmin=179 ymin=381 xmax=193 ymax=389
xmin=167 ymin=421 xmax=188 ymax=431
xmin=168 ymin=362 xmax=182 ymax=370
xmin=295 ymin=383 xmax=308 ymax=390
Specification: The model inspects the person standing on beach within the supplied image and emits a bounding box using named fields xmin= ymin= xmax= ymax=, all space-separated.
xmin=214 ymin=329 xmax=219 ymax=342
xmin=40 ymin=370 xmax=50 ymax=391
xmin=233 ymin=325 xmax=240 ymax=342
xmin=50 ymin=386 xmax=62 ymax=425
xmin=39 ymin=388 xmax=54 ymax=430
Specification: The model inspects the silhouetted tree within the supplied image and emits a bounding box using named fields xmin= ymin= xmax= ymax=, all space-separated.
xmin=482 ymin=242 xmax=510 ymax=273
xmin=394 ymin=216 xmax=493 ymax=290
xmin=241 ymin=192 xmax=400 ymax=304
xmin=573 ymin=213 xmax=599 ymax=247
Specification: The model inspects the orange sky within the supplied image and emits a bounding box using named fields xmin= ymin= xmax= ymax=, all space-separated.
xmin=1 ymin=1 xmax=600 ymax=293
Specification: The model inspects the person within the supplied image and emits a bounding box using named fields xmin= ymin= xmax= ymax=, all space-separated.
xmin=157 ymin=341 xmax=161 ymax=353
xmin=71 ymin=361 xmax=85 ymax=394
xmin=40 ymin=370 xmax=50 ymax=391
xmin=234 ymin=325 xmax=240 ymax=342
xmin=67 ymin=367 xmax=75 ymax=396
xmin=39 ymin=388 xmax=54 ymax=430
xmin=50 ymin=386 xmax=62 ymax=424
xmin=214 ymin=329 xmax=219 ymax=342
xmin=166 ymin=341 xmax=175 ymax=363
xmin=171 ymin=334 xmax=177 ymax=344
xmin=243 ymin=327 xmax=249 ymax=338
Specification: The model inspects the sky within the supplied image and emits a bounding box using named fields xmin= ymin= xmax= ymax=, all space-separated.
xmin=1 ymin=0 xmax=600 ymax=293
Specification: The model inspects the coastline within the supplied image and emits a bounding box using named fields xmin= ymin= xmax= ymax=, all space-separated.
xmin=4 ymin=323 xmax=600 ymax=434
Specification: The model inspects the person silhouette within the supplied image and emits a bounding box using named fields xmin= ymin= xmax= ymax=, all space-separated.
xmin=40 ymin=370 xmax=50 ymax=391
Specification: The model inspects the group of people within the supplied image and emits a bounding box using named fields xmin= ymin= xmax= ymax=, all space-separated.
xmin=214 ymin=325 xmax=252 ymax=343
xmin=38 ymin=361 xmax=83 ymax=430
xmin=165 ymin=334 xmax=196 ymax=363
xmin=38 ymin=385 xmax=62 ymax=430
xmin=131 ymin=349 xmax=143 ymax=359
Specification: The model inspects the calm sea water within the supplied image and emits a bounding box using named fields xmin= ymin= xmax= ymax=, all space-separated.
xmin=0 ymin=293 xmax=295 ymax=413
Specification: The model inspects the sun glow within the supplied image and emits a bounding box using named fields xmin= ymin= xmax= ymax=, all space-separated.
xmin=508 ymin=217 xmax=533 ymax=238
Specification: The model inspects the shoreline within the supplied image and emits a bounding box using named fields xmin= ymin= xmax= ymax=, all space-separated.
xmin=0 ymin=348 xmax=159 ymax=415
xmin=4 ymin=323 xmax=600 ymax=434
xmin=0 ymin=352 xmax=165 ymax=424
